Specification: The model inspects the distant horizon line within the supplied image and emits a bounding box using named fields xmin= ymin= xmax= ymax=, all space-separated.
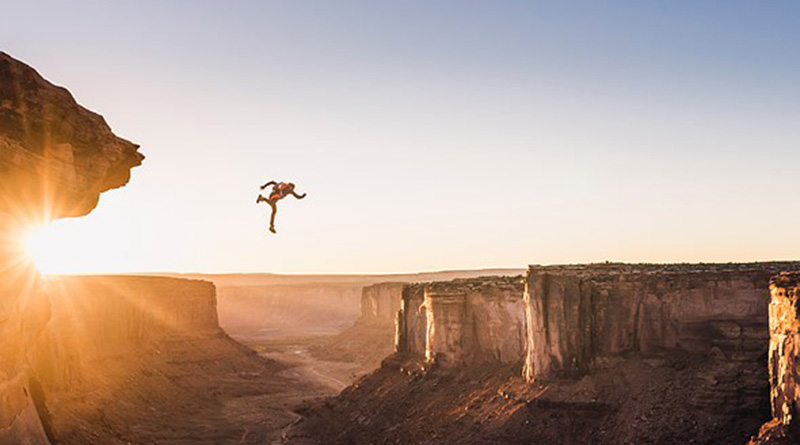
xmin=38 ymin=259 xmax=800 ymax=278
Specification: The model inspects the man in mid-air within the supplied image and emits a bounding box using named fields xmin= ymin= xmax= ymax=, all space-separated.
xmin=256 ymin=180 xmax=306 ymax=233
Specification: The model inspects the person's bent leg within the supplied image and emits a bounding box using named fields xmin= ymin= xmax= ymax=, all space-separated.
xmin=269 ymin=201 xmax=278 ymax=233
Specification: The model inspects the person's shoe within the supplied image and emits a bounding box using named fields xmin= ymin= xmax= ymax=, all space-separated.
xmin=269 ymin=226 xmax=276 ymax=234
xmin=256 ymin=195 xmax=264 ymax=204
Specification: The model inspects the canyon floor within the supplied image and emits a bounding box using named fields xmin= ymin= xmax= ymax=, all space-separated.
xmin=50 ymin=331 xmax=387 ymax=444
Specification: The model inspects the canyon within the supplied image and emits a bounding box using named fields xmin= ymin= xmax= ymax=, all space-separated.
xmin=0 ymin=52 xmax=352 ymax=444
xmin=21 ymin=276 xmax=308 ymax=444
xmin=173 ymin=270 xmax=521 ymax=342
xmin=4 ymin=50 xmax=800 ymax=445
xmin=288 ymin=264 xmax=800 ymax=444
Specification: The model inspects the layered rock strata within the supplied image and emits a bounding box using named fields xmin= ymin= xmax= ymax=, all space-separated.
xmin=395 ymin=277 xmax=525 ymax=366
xmin=523 ymin=262 xmax=800 ymax=382
xmin=292 ymin=264 xmax=794 ymax=444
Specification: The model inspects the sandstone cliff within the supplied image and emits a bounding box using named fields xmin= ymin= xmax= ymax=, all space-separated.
xmin=32 ymin=277 xmax=219 ymax=397
xmin=0 ymin=52 xmax=141 ymax=445
xmin=750 ymin=272 xmax=800 ymax=444
xmin=396 ymin=283 xmax=426 ymax=355
xmin=395 ymin=276 xmax=525 ymax=366
xmin=0 ymin=52 xmax=142 ymax=221
xmin=289 ymin=263 xmax=800 ymax=444
xmin=523 ymin=262 xmax=800 ymax=382
xmin=360 ymin=282 xmax=403 ymax=324
xmin=24 ymin=276 xmax=295 ymax=444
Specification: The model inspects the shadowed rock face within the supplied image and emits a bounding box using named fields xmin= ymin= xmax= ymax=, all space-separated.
xmin=360 ymin=282 xmax=403 ymax=324
xmin=0 ymin=51 xmax=143 ymax=222
xmin=523 ymin=262 xmax=800 ymax=382
xmin=396 ymin=283 xmax=426 ymax=354
xmin=0 ymin=52 xmax=141 ymax=444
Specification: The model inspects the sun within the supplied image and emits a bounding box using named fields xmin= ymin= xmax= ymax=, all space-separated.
xmin=21 ymin=222 xmax=79 ymax=275
xmin=22 ymin=224 xmax=56 ymax=274
xmin=18 ymin=217 xmax=128 ymax=275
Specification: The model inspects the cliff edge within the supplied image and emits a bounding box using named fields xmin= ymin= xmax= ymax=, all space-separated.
xmin=0 ymin=52 xmax=142 ymax=445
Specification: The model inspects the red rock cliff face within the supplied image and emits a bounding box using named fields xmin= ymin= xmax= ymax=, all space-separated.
xmin=749 ymin=272 xmax=800 ymax=444
xmin=768 ymin=273 xmax=800 ymax=431
xmin=395 ymin=277 xmax=525 ymax=367
xmin=396 ymin=284 xmax=427 ymax=355
xmin=0 ymin=53 xmax=141 ymax=444
xmin=360 ymin=282 xmax=403 ymax=324
xmin=33 ymin=276 xmax=219 ymax=395
xmin=523 ymin=263 xmax=800 ymax=382
xmin=0 ymin=52 xmax=142 ymax=221
xmin=28 ymin=276 xmax=223 ymax=440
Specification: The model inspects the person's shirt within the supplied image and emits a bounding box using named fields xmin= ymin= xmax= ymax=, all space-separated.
xmin=271 ymin=182 xmax=291 ymax=198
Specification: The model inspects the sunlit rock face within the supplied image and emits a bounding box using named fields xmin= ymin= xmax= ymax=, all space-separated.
xmin=395 ymin=277 xmax=525 ymax=366
xmin=523 ymin=263 xmax=800 ymax=383
xmin=0 ymin=52 xmax=141 ymax=444
xmin=0 ymin=256 xmax=51 ymax=445
xmin=30 ymin=276 xmax=220 ymax=439
xmin=748 ymin=272 xmax=800 ymax=444
xmin=769 ymin=272 xmax=800 ymax=428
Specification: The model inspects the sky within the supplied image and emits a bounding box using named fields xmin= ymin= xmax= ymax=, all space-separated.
xmin=3 ymin=1 xmax=800 ymax=274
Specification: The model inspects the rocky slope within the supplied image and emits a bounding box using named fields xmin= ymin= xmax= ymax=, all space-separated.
xmin=0 ymin=52 xmax=141 ymax=445
xmin=289 ymin=351 xmax=771 ymax=444
xmin=29 ymin=276 xmax=301 ymax=444
xmin=307 ymin=283 xmax=404 ymax=371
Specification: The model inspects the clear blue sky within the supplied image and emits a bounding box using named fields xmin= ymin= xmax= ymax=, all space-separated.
xmin=4 ymin=1 xmax=800 ymax=273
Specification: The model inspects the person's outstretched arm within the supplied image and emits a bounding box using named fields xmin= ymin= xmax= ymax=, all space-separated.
xmin=260 ymin=180 xmax=277 ymax=190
